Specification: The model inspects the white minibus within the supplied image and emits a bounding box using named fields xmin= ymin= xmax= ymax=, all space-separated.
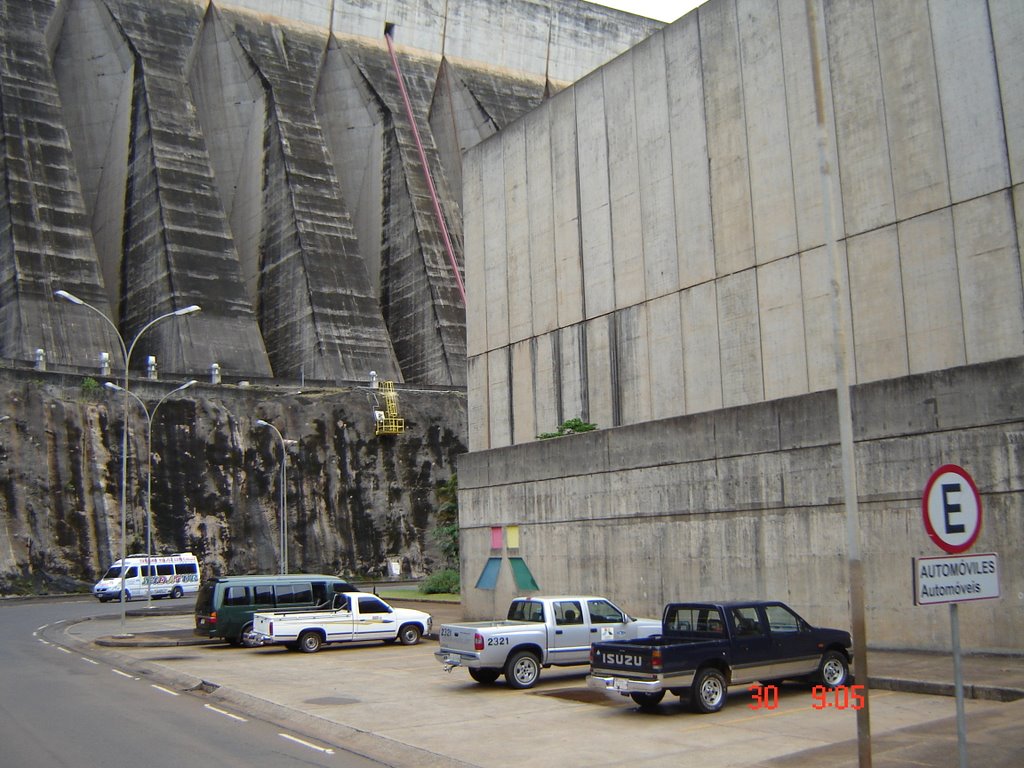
xmin=92 ymin=552 xmax=201 ymax=602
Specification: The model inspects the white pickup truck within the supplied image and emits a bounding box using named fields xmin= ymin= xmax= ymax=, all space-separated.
xmin=251 ymin=592 xmax=432 ymax=652
xmin=435 ymin=595 xmax=660 ymax=688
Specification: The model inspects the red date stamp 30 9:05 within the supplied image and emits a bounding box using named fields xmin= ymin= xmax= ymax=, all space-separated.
xmin=748 ymin=684 xmax=867 ymax=711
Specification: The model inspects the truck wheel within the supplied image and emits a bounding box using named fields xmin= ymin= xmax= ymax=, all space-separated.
xmin=691 ymin=667 xmax=727 ymax=714
xmin=468 ymin=668 xmax=501 ymax=684
xmin=397 ymin=624 xmax=422 ymax=645
xmin=170 ymin=586 xmax=184 ymax=599
xmin=816 ymin=651 xmax=850 ymax=688
xmin=298 ymin=630 xmax=323 ymax=653
xmin=630 ymin=691 xmax=666 ymax=709
xmin=504 ymin=651 xmax=541 ymax=689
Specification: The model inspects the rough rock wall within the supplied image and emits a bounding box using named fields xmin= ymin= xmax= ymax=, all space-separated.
xmin=0 ymin=368 xmax=466 ymax=592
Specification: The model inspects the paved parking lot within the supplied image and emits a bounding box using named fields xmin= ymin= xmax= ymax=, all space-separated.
xmin=58 ymin=602 xmax=1024 ymax=768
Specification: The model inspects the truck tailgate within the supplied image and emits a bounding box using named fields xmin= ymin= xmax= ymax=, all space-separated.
xmin=591 ymin=640 xmax=663 ymax=674
xmin=437 ymin=621 xmax=509 ymax=653
xmin=591 ymin=636 xmax=724 ymax=675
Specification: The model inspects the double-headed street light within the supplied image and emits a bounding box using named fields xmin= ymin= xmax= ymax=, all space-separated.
xmin=105 ymin=379 xmax=198 ymax=608
xmin=255 ymin=420 xmax=296 ymax=574
xmin=56 ymin=289 xmax=200 ymax=634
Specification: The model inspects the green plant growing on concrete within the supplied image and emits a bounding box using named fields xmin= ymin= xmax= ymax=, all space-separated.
xmin=433 ymin=475 xmax=459 ymax=570
xmin=537 ymin=418 xmax=597 ymax=440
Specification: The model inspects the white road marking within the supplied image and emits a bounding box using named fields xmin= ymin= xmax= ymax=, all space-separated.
xmin=56 ymin=646 xmax=71 ymax=654
xmin=204 ymin=704 xmax=247 ymax=722
xmin=113 ymin=669 xmax=138 ymax=680
xmin=151 ymin=685 xmax=179 ymax=696
xmin=279 ymin=733 xmax=335 ymax=754
xmin=81 ymin=657 xmax=99 ymax=665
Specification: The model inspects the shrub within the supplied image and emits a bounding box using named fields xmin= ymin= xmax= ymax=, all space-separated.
xmin=420 ymin=568 xmax=460 ymax=595
xmin=81 ymin=377 xmax=101 ymax=398
xmin=537 ymin=417 xmax=597 ymax=440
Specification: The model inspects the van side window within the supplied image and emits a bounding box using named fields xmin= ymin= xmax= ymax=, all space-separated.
xmin=224 ymin=586 xmax=249 ymax=606
xmin=253 ymin=585 xmax=274 ymax=605
xmin=124 ymin=567 xmax=138 ymax=579
xmin=312 ymin=582 xmax=327 ymax=605
xmin=276 ymin=583 xmax=313 ymax=605
xmin=157 ymin=564 xmax=174 ymax=577
xmin=175 ymin=563 xmax=198 ymax=576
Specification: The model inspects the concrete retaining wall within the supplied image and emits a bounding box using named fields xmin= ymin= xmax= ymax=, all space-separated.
xmin=458 ymin=358 xmax=1024 ymax=653
xmin=465 ymin=0 xmax=1024 ymax=451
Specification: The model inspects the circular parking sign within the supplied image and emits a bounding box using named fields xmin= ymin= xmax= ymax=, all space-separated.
xmin=922 ymin=464 xmax=981 ymax=554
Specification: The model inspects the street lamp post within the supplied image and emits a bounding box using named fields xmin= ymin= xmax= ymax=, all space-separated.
xmin=105 ymin=380 xmax=198 ymax=608
xmin=255 ymin=420 xmax=296 ymax=575
xmin=56 ymin=289 xmax=200 ymax=634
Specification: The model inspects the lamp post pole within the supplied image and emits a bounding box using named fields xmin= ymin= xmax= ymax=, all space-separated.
xmin=56 ymin=289 xmax=200 ymax=634
xmin=105 ymin=380 xmax=197 ymax=608
xmin=255 ymin=420 xmax=294 ymax=574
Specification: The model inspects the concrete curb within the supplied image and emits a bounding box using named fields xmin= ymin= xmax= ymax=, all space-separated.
xmin=869 ymin=676 xmax=1024 ymax=703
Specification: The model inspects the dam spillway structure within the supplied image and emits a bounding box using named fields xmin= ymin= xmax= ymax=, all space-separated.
xmin=0 ymin=0 xmax=661 ymax=386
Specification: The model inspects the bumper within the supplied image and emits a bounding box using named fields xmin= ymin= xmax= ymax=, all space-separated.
xmin=587 ymin=674 xmax=666 ymax=695
xmin=435 ymin=650 xmax=482 ymax=671
xmin=245 ymin=631 xmax=270 ymax=647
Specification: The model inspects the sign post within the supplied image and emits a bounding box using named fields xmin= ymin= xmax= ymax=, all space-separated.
xmin=917 ymin=464 xmax=999 ymax=768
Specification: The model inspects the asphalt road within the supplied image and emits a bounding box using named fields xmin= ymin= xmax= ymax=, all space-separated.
xmin=0 ymin=596 xmax=384 ymax=768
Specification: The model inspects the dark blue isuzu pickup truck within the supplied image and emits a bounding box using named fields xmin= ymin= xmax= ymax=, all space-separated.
xmin=587 ymin=600 xmax=852 ymax=713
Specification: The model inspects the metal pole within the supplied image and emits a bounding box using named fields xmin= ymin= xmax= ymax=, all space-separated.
xmin=384 ymin=27 xmax=466 ymax=305
xmin=105 ymin=380 xmax=197 ymax=610
xmin=281 ymin=455 xmax=287 ymax=574
xmin=802 ymin=4 xmax=872 ymax=765
xmin=256 ymin=420 xmax=287 ymax=574
xmin=951 ymin=603 xmax=968 ymax=767
xmin=56 ymin=290 xmax=199 ymax=634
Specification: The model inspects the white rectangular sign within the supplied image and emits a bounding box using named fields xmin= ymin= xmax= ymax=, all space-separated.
xmin=913 ymin=553 xmax=999 ymax=605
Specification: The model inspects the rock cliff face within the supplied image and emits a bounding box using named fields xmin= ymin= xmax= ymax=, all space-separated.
xmin=0 ymin=370 xmax=466 ymax=592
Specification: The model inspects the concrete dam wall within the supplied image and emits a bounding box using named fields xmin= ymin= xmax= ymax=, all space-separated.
xmin=0 ymin=0 xmax=658 ymax=589
xmin=0 ymin=0 xmax=659 ymax=386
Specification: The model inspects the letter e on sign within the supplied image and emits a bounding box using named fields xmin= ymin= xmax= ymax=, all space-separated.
xmin=922 ymin=465 xmax=981 ymax=554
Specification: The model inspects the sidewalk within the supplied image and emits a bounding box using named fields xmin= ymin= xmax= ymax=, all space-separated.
xmin=64 ymin=602 xmax=1024 ymax=768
